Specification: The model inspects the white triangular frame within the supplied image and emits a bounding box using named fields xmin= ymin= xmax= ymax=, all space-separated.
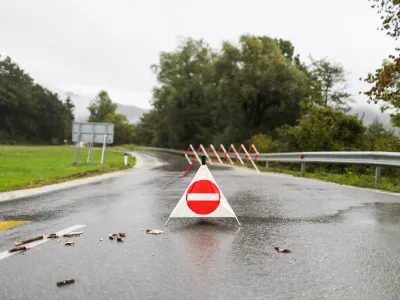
xmin=165 ymin=164 xmax=241 ymax=226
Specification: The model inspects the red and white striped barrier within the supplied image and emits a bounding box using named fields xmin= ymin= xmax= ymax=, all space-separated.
xmin=184 ymin=144 xmax=260 ymax=175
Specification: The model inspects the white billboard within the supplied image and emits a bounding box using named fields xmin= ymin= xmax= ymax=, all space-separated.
xmin=72 ymin=122 xmax=114 ymax=144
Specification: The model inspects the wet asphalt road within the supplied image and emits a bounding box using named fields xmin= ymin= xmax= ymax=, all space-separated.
xmin=1 ymin=152 xmax=400 ymax=300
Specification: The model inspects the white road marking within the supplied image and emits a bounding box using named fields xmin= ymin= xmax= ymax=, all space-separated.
xmin=187 ymin=193 xmax=219 ymax=201
xmin=0 ymin=224 xmax=86 ymax=261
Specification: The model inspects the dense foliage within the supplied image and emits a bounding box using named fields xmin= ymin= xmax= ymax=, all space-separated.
xmin=0 ymin=55 xmax=74 ymax=144
xmin=136 ymin=35 xmax=357 ymax=150
xmin=362 ymin=0 xmax=400 ymax=125
xmin=135 ymin=34 xmax=382 ymax=152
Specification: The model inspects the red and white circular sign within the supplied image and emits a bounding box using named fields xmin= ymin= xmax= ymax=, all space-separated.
xmin=186 ymin=179 xmax=220 ymax=215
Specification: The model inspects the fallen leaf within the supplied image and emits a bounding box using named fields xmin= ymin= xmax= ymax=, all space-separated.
xmin=274 ymin=246 xmax=291 ymax=253
xmin=15 ymin=235 xmax=44 ymax=246
xmin=56 ymin=279 xmax=75 ymax=287
xmin=9 ymin=246 xmax=29 ymax=253
xmin=146 ymin=229 xmax=164 ymax=235
xmin=63 ymin=231 xmax=83 ymax=237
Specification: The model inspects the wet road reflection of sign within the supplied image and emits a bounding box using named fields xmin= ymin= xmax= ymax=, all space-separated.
xmin=173 ymin=223 xmax=241 ymax=276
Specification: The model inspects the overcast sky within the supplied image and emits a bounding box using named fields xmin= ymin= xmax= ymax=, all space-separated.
xmin=0 ymin=0 xmax=398 ymax=109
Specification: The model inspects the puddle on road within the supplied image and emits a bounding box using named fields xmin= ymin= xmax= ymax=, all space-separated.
xmin=241 ymin=202 xmax=400 ymax=226
xmin=147 ymin=152 xmax=234 ymax=174
xmin=340 ymin=202 xmax=400 ymax=226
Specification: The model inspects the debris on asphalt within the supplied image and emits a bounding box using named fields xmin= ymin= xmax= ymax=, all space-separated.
xmin=56 ymin=279 xmax=75 ymax=287
xmin=15 ymin=235 xmax=44 ymax=246
xmin=146 ymin=229 xmax=163 ymax=235
xmin=64 ymin=241 xmax=75 ymax=246
xmin=9 ymin=246 xmax=29 ymax=253
xmin=117 ymin=237 xmax=124 ymax=242
xmin=108 ymin=234 xmax=115 ymax=240
xmin=274 ymin=246 xmax=291 ymax=253
xmin=119 ymin=232 xmax=126 ymax=237
xmin=100 ymin=238 xmax=103 ymax=241
xmin=47 ymin=233 xmax=59 ymax=239
xmin=63 ymin=231 xmax=83 ymax=237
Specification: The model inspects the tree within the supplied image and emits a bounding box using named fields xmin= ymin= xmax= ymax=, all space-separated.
xmin=88 ymin=91 xmax=117 ymax=122
xmin=137 ymin=35 xmax=322 ymax=148
xmin=249 ymin=133 xmax=279 ymax=153
xmin=364 ymin=119 xmax=400 ymax=152
xmin=214 ymin=35 xmax=312 ymax=142
xmin=362 ymin=0 xmax=400 ymax=125
xmin=104 ymin=113 xmax=136 ymax=145
xmin=276 ymin=106 xmax=365 ymax=151
xmin=63 ymin=96 xmax=75 ymax=141
xmin=365 ymin=118 xmax=395 ymax=139
xmin=275 ymin=39 xmax=295 ymax=62
xmin=135 ymin=110 xmax=160 ymax=146
xmin=309 ymin=57 xmax=353 ymax=111
xmin=0 ymin=55 xmax=75 ymax=144
xmin=148 ymin=38 xmax=217 ymax=149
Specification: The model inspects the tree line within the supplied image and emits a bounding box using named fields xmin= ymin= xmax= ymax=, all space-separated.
xmin=134 ymin=34 xmax=399 ymax=154
xmin=0 ymin=55 xmax=74 ymax=144
xmin=0 ymin=55 xmax=137 ymax=145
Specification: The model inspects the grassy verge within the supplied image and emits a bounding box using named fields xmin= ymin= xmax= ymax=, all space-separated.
xmin=0 ymin=145 xmax=135 ymax=192
xmin=236 ymin=161 xmax=400 ymax=193
xmin=111 ymin=144 xmax=143 ymax=151
xmin=111 ymin=144 xmax=182 ymax=156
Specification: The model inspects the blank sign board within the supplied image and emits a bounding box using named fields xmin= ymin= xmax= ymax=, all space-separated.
xmin=72 ymin=122 xmax=114 ymax=144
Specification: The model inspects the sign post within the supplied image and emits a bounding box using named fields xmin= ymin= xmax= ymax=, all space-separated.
xmin=72 ymin=122 xmax=114 ymax=164
xmin=100 ymin=134 xmax=107 ymax=164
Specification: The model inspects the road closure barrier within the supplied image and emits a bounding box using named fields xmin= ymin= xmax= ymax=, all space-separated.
xmin=183 ymin=144 xmax=260 ymax=176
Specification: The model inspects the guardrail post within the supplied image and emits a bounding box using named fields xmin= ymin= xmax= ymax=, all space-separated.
xmin=375 ymin=166 xmax=382 ymax=184
xmin=265 ymin=161 xmax=269 ymax=169
xmin=301 ymin=162 xmax=306 ymax=176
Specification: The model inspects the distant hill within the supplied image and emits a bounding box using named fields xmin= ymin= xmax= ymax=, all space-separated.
xmin=64 ymin=92 xmax=149 ymax=124
xmin=348 ymin=102 xmax=400 ymax=136
xmin=348 ymin=103 xmax=391 ymax=126
xmin=116 ymin=103 xmax=150 ymax=124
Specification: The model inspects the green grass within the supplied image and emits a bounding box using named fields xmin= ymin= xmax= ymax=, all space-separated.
xmin=0 ymin=145 xmax=135 ymax=192
xmin=111 ymin=144 xmax=142 ymax=151
xmin=238 ymin=162 xmax=400 ymax=193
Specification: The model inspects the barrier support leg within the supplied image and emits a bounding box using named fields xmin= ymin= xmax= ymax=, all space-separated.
xmin=221 ymin=145 xmax=234 ymax=165
xmin=241 ymin=144 xmax=260 ymax=174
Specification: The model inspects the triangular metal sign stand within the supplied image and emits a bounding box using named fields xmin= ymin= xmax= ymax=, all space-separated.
xmin=165 ymin=157 xmax=241 ymax=226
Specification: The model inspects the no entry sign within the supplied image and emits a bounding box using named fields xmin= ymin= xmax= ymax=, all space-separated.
xmin=186 ymin=179 xmax=220 ymax=215
xmin=165 ymin=163 xmax=241 ymax=226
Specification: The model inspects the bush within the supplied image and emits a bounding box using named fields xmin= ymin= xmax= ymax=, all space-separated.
xmin=276 ymin=106 xmax=365 ymax=152
xmin=249 ymin=133 xmax=280 ymax=153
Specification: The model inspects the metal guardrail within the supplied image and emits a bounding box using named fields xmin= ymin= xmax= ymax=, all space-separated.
xmin=130 ymin=146 xmax=400 ymax=184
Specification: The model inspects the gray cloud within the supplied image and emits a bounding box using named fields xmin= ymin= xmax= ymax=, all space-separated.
xmin=0 ymin=0 xmax=397 ymax=110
